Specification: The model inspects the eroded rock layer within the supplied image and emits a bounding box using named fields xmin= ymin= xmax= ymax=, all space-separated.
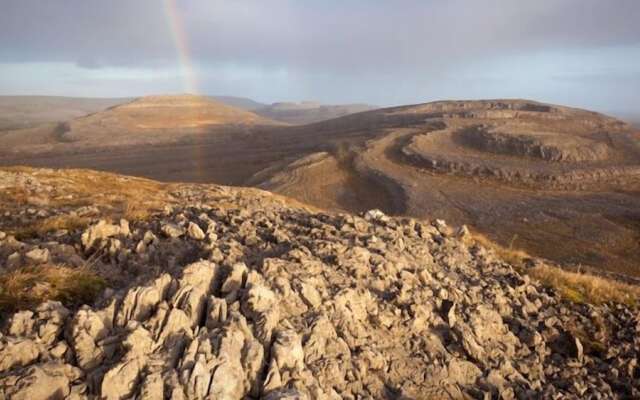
xmin=0 ymin=169 xmax=638 ymax=399
xmin=394 ymin=100 xmax=640 ymax=188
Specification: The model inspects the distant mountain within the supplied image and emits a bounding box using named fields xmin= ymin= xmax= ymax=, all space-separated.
xmin=0 ymin=95 xmax=377 ymax=129
xmin=210 ymin=96 xmax=266 ymax=111
xmin=610 ymin=111 xmax=640 ymax=128
xmin=0 ymin=95 xmax=281 ymax=152
xmin=0 ymin=95 xmax=131 ymax=130
xmin=254 ymin=101 xmax=376 ymax=125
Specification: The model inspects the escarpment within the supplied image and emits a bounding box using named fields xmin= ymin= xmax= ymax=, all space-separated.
xmin=395 ymin=100 xmax=640 ymax=188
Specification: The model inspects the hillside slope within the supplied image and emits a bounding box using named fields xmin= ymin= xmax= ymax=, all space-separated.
xmin=254 ymin=101 xmax=376 ymax=125
xmin=2 ymin=99 xmax=640 ymax=278
xmin=211 ymin=95 xmax=266 ymax=111
xmin=0 ymin=96 xmax=131 ymax=131
xmin=0 ymin=95 xmax=281 ymax=153
xmin=258 ymin=100 xmax=640 ymax=277
xmin=0 ymin=167 xmax=638 ymax=399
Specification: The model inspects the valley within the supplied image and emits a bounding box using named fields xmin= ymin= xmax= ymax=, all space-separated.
xmin=2 ymin=96 xmax=640 ymax=278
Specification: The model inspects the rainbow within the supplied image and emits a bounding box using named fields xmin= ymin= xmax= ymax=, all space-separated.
xmin=163 ymin=0 xmax=199 ymax=94
xmin=164 ymin=0 xmax=206 ymax=178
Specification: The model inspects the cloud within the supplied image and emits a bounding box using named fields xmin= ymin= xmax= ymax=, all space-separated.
xmin=0 ymin=0 xmax=173 ymax=66
xmin=2 ymin=0 xmax=639 ymax=70
xmin=0 ymin=0 xmax=639 ymax=110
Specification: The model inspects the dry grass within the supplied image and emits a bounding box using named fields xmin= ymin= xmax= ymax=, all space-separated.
xmin=469 ymin=231 xmax=531 ymax=268
xmin=0 ymin=167 xmax=167 ymax=311
xmin=0 ymin=264 xmax=106 ymax=313
xmin=468 ymin=231 xmax=640 ymax=307
xmin=122 ymin=199 xmax=153 ymax=222
xmin=527 ymin=264 xmax=640 ymax=307
xmin=12 ymin=215 xmax=90 ymax=240
xmin=1 ymin=167 xmax=170 ymax=237
xmin=0 ymin=186 xmax=31 ymax=208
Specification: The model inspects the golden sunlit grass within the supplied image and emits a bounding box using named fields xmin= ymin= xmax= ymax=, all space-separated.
xmin=1 ymin=167 xmax=170 ymax=237
xmin=12 ymin=215 xmax=90 ymax=240
xmin=122 ymin=199 xmax=153 ymax=222
xmin=0 ymin=264 xmax=106 ymax=313
xmin=3 ymin=172 xmax=164 ymax=238
xmin=528 ymin=264 xmax=640 ymax=307
xmin=468 ymin=231 xmax=640 ymax=307
xmin=0 ymin=167 xmax=169 ymax=311
xmin=468 ymin=231 xmax=531 ymax=267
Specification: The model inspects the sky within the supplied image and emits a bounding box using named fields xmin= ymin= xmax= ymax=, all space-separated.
xmin=0 ymin=0 xmax=639 ymax=114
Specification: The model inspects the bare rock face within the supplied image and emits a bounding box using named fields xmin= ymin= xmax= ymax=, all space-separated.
xmin=81 ymin=219 xmax=130 ymax=251
xmin=0 ymin=338 xmax=40 ymax=371
xmin=458 ymin=127 xmax=612 ymax=162
xmin=0 ymin=362 xmax=81 ymax=400
xmin=0 ymin=183 xmax=638 ymax=399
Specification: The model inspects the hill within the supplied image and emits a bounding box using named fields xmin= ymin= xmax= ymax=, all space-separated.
xmin=69 ymin=95 xmax=277 ymax=132
xmin=211 ymin=95 xmax=266 ymax=111
xmin=2 ymin=99 xmax=639 ymax=280
xmin=0 ymin=167 xmax=638 ymax=398
xmin=254 ymin=101 xmax=376 ymax=125
xmin=254 ymin=100 xmax=640 ymax=278
xmin=614 ymin=112 xmax=640 ymax=129
xmin=0 ymin=96 xmax=131 ymax=131
xmin=0 ymin=95 xmax=281 ymax=154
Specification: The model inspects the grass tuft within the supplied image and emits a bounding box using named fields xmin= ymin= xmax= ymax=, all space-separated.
xmin=466 ymin=231 xmax=531 ymax=267
xmin=122 ymin=199 xmax=152 ymax=222
xmin=0 ymin=265 xmax=106 ymax=313
xmin=468 ymin=231 xmax=640 ymax=307
xmin=11 ymin=215 xmax=90 ymax=240
xmin=527 ymin=264 xmax=639 ymax=307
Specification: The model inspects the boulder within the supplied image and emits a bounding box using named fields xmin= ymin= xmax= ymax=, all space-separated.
xmin=67 ymin=307 xmax=110 ymax=370
xmin=25 ymin=247 xmax=49 ymax=264
xmin=162 ymin=223 xmax=185 ymax=238
xmin=81 ymin=220 xmax=126 ymax=250
xmin=187 ymin=221 xmax=206 ymax=240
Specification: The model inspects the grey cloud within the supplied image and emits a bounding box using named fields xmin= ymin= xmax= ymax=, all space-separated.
xmin=0 ymin=0 xmax=639 ymax=112
xmin=0 ymin=0 xmax=174 ymax=66
xmin=1 ymin=0 xmax=639 ymax=71
xmin=182 ymin=0 xmax=640 ymax=75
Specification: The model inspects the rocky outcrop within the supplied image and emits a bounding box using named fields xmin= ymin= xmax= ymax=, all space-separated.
xmin=457 ymin=127 xmax=612 ymax=162
xmin=0 ymin=179 xmax=638 ymax=398
xmin=81 ymin=219 xmax=130 ymax=251
xmin=401 ymin=127 xmax=640 ymax=189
